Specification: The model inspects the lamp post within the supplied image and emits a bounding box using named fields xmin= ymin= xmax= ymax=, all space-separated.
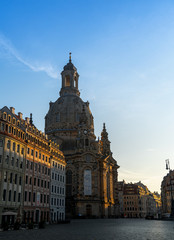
xmin=165 ymin=159 xmax=174 ymax=217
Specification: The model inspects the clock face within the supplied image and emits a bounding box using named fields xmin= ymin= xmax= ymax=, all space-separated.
xmin=84 ymin=130 xmax=87 ymax=135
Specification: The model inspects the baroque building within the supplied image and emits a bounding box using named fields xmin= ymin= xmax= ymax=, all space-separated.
xmin=0 ymin=106 xmax=66 ymax=227
xmin=45 ymin=55 xmax=119 ymax=218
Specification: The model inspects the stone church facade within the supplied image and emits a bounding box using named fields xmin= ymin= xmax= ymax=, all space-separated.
xmin=45 ymin=55 xmax=119 ymax=218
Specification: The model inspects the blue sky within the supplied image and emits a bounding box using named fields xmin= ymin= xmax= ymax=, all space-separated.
xmin=1 ymin=0 xmax=174 ymax=192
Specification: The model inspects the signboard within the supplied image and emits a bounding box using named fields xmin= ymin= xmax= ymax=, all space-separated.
xmin=84 ymin=170 xmax=92 ymax=195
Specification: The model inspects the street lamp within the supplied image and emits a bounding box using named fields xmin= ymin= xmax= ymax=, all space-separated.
xmin=165 ymin=159 xmax=174 ymax=217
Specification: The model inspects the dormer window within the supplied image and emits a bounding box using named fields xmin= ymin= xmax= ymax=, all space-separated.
xmin=65 ymin=75 xmax=70 ymax=87
xmin=3 ymin=113 xmax=7 ymax=120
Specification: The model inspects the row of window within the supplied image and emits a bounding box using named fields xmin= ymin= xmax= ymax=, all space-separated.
xmin=51 ymin=185 xmax=65 ymax=195
xmin=24 ymin=191 xmax=49 ymax=204
xmin=25 ymin=175 xmax=50 ymax=189
xmin=5 ymin=155 xmax=23 ymax=168
xmin=52 ymin=172 xmax=65 ymax=182
xmin=125 ymin=207 xmax=143 ymax=211
xmin=3 ymin=189 xmax=21 ymax=202
xmin=26 ymin=160 xmax=50 ymax=175
xmin=51 ymin=197 xmax=64 ymax=207
xmin=52 ymin=161 xmax=65 ymax=171
xmin=4 ymin=171 xmax=22 ymax=185
xmin=7 ymin=140 xmax=24 ymax=154
xmin=27 ymin=148 xmax=50 ymax=162
xmin=1 ymin=123 xmax=25 ymax=140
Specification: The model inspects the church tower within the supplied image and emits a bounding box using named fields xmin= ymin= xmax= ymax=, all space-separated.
xmin=45 ymin=55 xmax=119 ymax=218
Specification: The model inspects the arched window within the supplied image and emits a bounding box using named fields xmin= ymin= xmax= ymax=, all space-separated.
xmin=107 ymin=172 xmax=110 ymax=200
xmin=66 ymin=170 xmax=72 ymax=196
xmin=84 ymin=169 xmax=92 ymax=195
xmin=74 ymin=76 xmax=77 ymax=88
xmin=65 ymin=75 xmax=70 ymax=87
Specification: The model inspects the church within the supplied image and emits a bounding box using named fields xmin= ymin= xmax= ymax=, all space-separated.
xmin=45 ymin=54 xmax=119 ymax=218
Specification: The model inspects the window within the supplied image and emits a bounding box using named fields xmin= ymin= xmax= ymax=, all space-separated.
xmin=29 ymin=177 xmax=32 ymax=185
xmin=13 ymin=191 xmax=16 ymax=202
xmin=33 ymin=192 xmax=35 ymax=202
xmin=25 ymin=191 xmax=27 ymax=201
xmin=6 ymin=155 xmax=9 ymax=164
xmin=8 ymin=190 xmax=11 ymax=201
xmin=18 ymin=193 xmax=21 ymax=202
xmin=16 ymin=158 xmax=19 ymax=167
xmin=12 ymin=142 xmax=15 ymax=151
xmin=26 ymin=175 xmax=28 ymax=184
xmin=52 ymin=172 xmax=54 ymax=179
xmin=20 ymin=160 xmax=23 ymax=169
xmin=7 ymin=140 xmax=11 ymax=149
xmin=52 ymin=185 xmax=54 ymax=192
xmin=31 ymin=149 xmax=34 ymax=156
xmin=21 ymin=148 xmax=24 ymax=155
xmin=42 ymin=155 xmax=45 ymax=161
xmin=39 ymin=153 xmax=41 ymax=159
xmin=19 ymin=176 xmax=22 ymax=185
xmin=1 ymin=123 xmax=4 ymax=131
xmin=35 ymin=151 xmax=38 ymax=158
xmin=65 ymin=75 xmax=70 ymax=87
xmin=45 ymin=167 xmax=47 ymax=175
xmin=38 ymin=178 xmax=40 ymax=187
xmin=17 ymin=144 xmax=20 ymax=153
xmin=34 ymin=178 xmax=36 ymax=186
xmin=4 ymin=171 xmax=7 ymax=182
xmin=15 ymin=174 xmax=17 ymax=184
xmin=46 ymin=156 xmax=47 ymax=162
xmin=11 ymin=157 xmax=14 ymax=166
xmin=26 ymin=160 xmax=29 ymax=168
xmin=27 ymin=148 xmax=30 ymax=154
xmin=35 ymin=163 xmax=37 ymax=171
xmin=3 ymin=189 xmax=6 ymax=201
xmin=29 ymin=192 xmax=31 ymax=202
xmin=10 ymin=173 xmax=13 ymax=183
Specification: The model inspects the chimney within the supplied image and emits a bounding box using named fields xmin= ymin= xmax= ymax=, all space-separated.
xmin=18 ymin=112 xmax=23 ymax=119
xmin=30 ymin=113 xmax=33 ymax=125
xmin=10 ymin=107 xmax=15 ymax=114
xmin=25 ymin=117 xmax=30 ymax=124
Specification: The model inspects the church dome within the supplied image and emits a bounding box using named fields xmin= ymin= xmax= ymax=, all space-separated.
xmin=45 ymin=54 xmax=95 ymax=151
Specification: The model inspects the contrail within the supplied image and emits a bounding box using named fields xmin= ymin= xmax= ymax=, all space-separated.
xmin=0 ymin=33 xmax=58 ymax=79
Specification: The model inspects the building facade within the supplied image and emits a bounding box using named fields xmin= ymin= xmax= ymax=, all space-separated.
xmin=45 ymin=55 xmax=119 ymax=218
xmin=161 ymin=170 xmax=174 ymax=216
xmin=50 ymin=142 xmax=66 ymax=222
xmin=118 ymin=181 xmax=161 ymax=218
xmin=0 ymin=106 xmax=66 ymax=226
xmin=0 ymin=107 xmax=26 ymax=226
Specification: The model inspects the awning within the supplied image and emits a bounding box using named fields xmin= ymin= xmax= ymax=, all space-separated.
xmin=2 ymin=211 xmax=17 ymax=216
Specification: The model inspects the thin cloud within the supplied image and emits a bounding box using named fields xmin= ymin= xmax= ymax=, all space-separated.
xmin=0 ymin=34 xmax=58 ymax=79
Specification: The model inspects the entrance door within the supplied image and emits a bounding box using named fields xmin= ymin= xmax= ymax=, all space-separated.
xmin=36 ymin=210 xmax=40 ymax=223
xmin=86 ymin=205 xmax=92 ymax=217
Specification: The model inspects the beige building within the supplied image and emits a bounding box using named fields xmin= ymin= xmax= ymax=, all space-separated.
xmin=45 ymin=55 xmax=119 ymax=218
xmin=118 ymin=181 xmax=161 ymax=218
xmin=0 ymin=107 xmax=26 ymax=226
xmin=161 ymin=170 xmax=174 ymax=216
